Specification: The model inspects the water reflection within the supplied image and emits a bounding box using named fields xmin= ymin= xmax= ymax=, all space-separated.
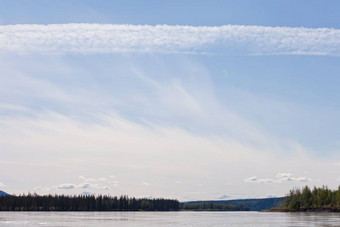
xmin=0 ymin=211 xmax=340 ymax=227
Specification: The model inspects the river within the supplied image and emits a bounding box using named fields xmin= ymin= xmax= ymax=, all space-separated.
xmin=0 ymin=211 xmax=340 ymax=226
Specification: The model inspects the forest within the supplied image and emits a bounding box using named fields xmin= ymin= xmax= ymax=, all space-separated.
xmin=282 ymin=185 xmax=340 ymax=211
xmin=0 ymin=193 xmax=249 ymax=211
xmin=0 ymin=194 xmax=180 ymax=211
xmin=4 ymin=185 xmax=340 ymax=212
xmin=180 ymin=202 xmax=249 ymax=211
xmin=189 ymin=197 xmax=285 ymax=211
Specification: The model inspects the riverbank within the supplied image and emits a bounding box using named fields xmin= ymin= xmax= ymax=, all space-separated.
xmin=267 ymin=207 xmax=340 ymax=212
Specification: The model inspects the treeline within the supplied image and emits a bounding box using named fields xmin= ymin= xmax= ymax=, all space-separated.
xmin=284 ymin=185 xmax=340 ymax=211
xmin=180 ymin=202 xmax=249 ymax=211
xmin=212 ymin=197 xmax=285 ymax=211
xmin=0 ymin=193 xmax=180 ymax=211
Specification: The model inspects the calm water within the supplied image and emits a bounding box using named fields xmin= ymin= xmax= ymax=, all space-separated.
xmin=0 ymin=211 xmax=340 ymax=227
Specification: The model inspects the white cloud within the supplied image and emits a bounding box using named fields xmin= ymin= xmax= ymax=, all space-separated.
xmin=57 ymin=184 xmax=76 ymax=190
xmin=276 ymin=175 xmax=311 ymax=183
xmin=0 ymin=110 xmax=331 ymax=199
xmin=244 ymin=176 xmax=257 ymax=183
xmin=244 ymin=177 xmax=274 ymax=184
xmin=0 ymin=24 xmax=339 ymax=55
xmin=0 ymin=182 xmax=5 ymax=187
xmin=78 ymin=183 xmax=90 ymax=189
xmin=276 ymin=173 xmax=293 ymax=178
xmin=79 ymin=176 xmax=109 ymax=183
xmin=257 ymin=178 xmax=275 ymax=183
xmin=56 ymin=181 xmax=110 ymax=190
xmin=294 ymin=177 xmax=312 ymax=183
xmin=245 ymin=173 xmax=311 ymax=184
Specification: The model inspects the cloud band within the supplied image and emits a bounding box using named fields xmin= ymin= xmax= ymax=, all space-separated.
xmin=0 ymin=24 xmax=339 ymax=55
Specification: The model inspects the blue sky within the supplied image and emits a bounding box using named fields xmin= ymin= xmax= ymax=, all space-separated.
xmin=0 ymin=1 xmax=340 ymax=200
xmin=1 ymin=0 xmax=340 ymax=28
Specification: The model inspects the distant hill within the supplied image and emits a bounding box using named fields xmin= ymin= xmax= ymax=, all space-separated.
xmin=0 ymin=190 xmax=10 ymax=197
xmin=180 ymin=202 xmax=249 ymax=211
xmin=183 ymin=197 xmax=285 ymax=211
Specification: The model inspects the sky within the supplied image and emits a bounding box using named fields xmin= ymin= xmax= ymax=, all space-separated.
xmin=0 ymin=0 xmax=340 ymax=201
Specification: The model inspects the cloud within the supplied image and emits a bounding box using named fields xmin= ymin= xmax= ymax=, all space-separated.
xmin=258 ymin=179 xmax=275 ymax=183
xmin=244 ymin=176 xmax=258 ymax=183
xmin=0 ymin=24 xmax=339 ymax=55
xmin=276 ymin=173 xmax=311 ymax=183
xmin=291 ymin=177 xmax=311 ymax=183
xmin=56 ymin=182 xmax=110 ymax=190
xmin=245 ymin=173 xmax=311 ymax=184
xmin=81 ymin=184 xmax=110 ymax=190
xmin=78 ymin=183 xmax=90 ymax=189
xmin=276 ymin=173 xmax=293 ymax=178
xmin=79 ymin=176 xmax=96 ymax=182
xmin=57 ymin=184 xmax=76 ymax=190
xmin=0 ymin=182 xmax=5 ymax=187
xmin=0 ymin=106 xmax=326 ymax=199
xmin=244 ymin=177 xmax=274 ymax=183
xmin=79 ymin=176 xmax=109 ymax=183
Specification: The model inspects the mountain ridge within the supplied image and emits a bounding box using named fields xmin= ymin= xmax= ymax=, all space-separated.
xmin=0 ymin=190 xmax=10 ymax=197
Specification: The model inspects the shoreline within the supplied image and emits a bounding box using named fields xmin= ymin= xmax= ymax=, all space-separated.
xmin=265 ymin=207 xmax=340 ymax=213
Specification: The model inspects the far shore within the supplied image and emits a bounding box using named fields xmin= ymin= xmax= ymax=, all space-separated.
xmin=264 ymin=207 xmax=340 ymax=213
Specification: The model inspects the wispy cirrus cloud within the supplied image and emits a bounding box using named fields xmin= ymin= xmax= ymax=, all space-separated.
xmin=0 ymin=24 xmax=339 ymax=55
